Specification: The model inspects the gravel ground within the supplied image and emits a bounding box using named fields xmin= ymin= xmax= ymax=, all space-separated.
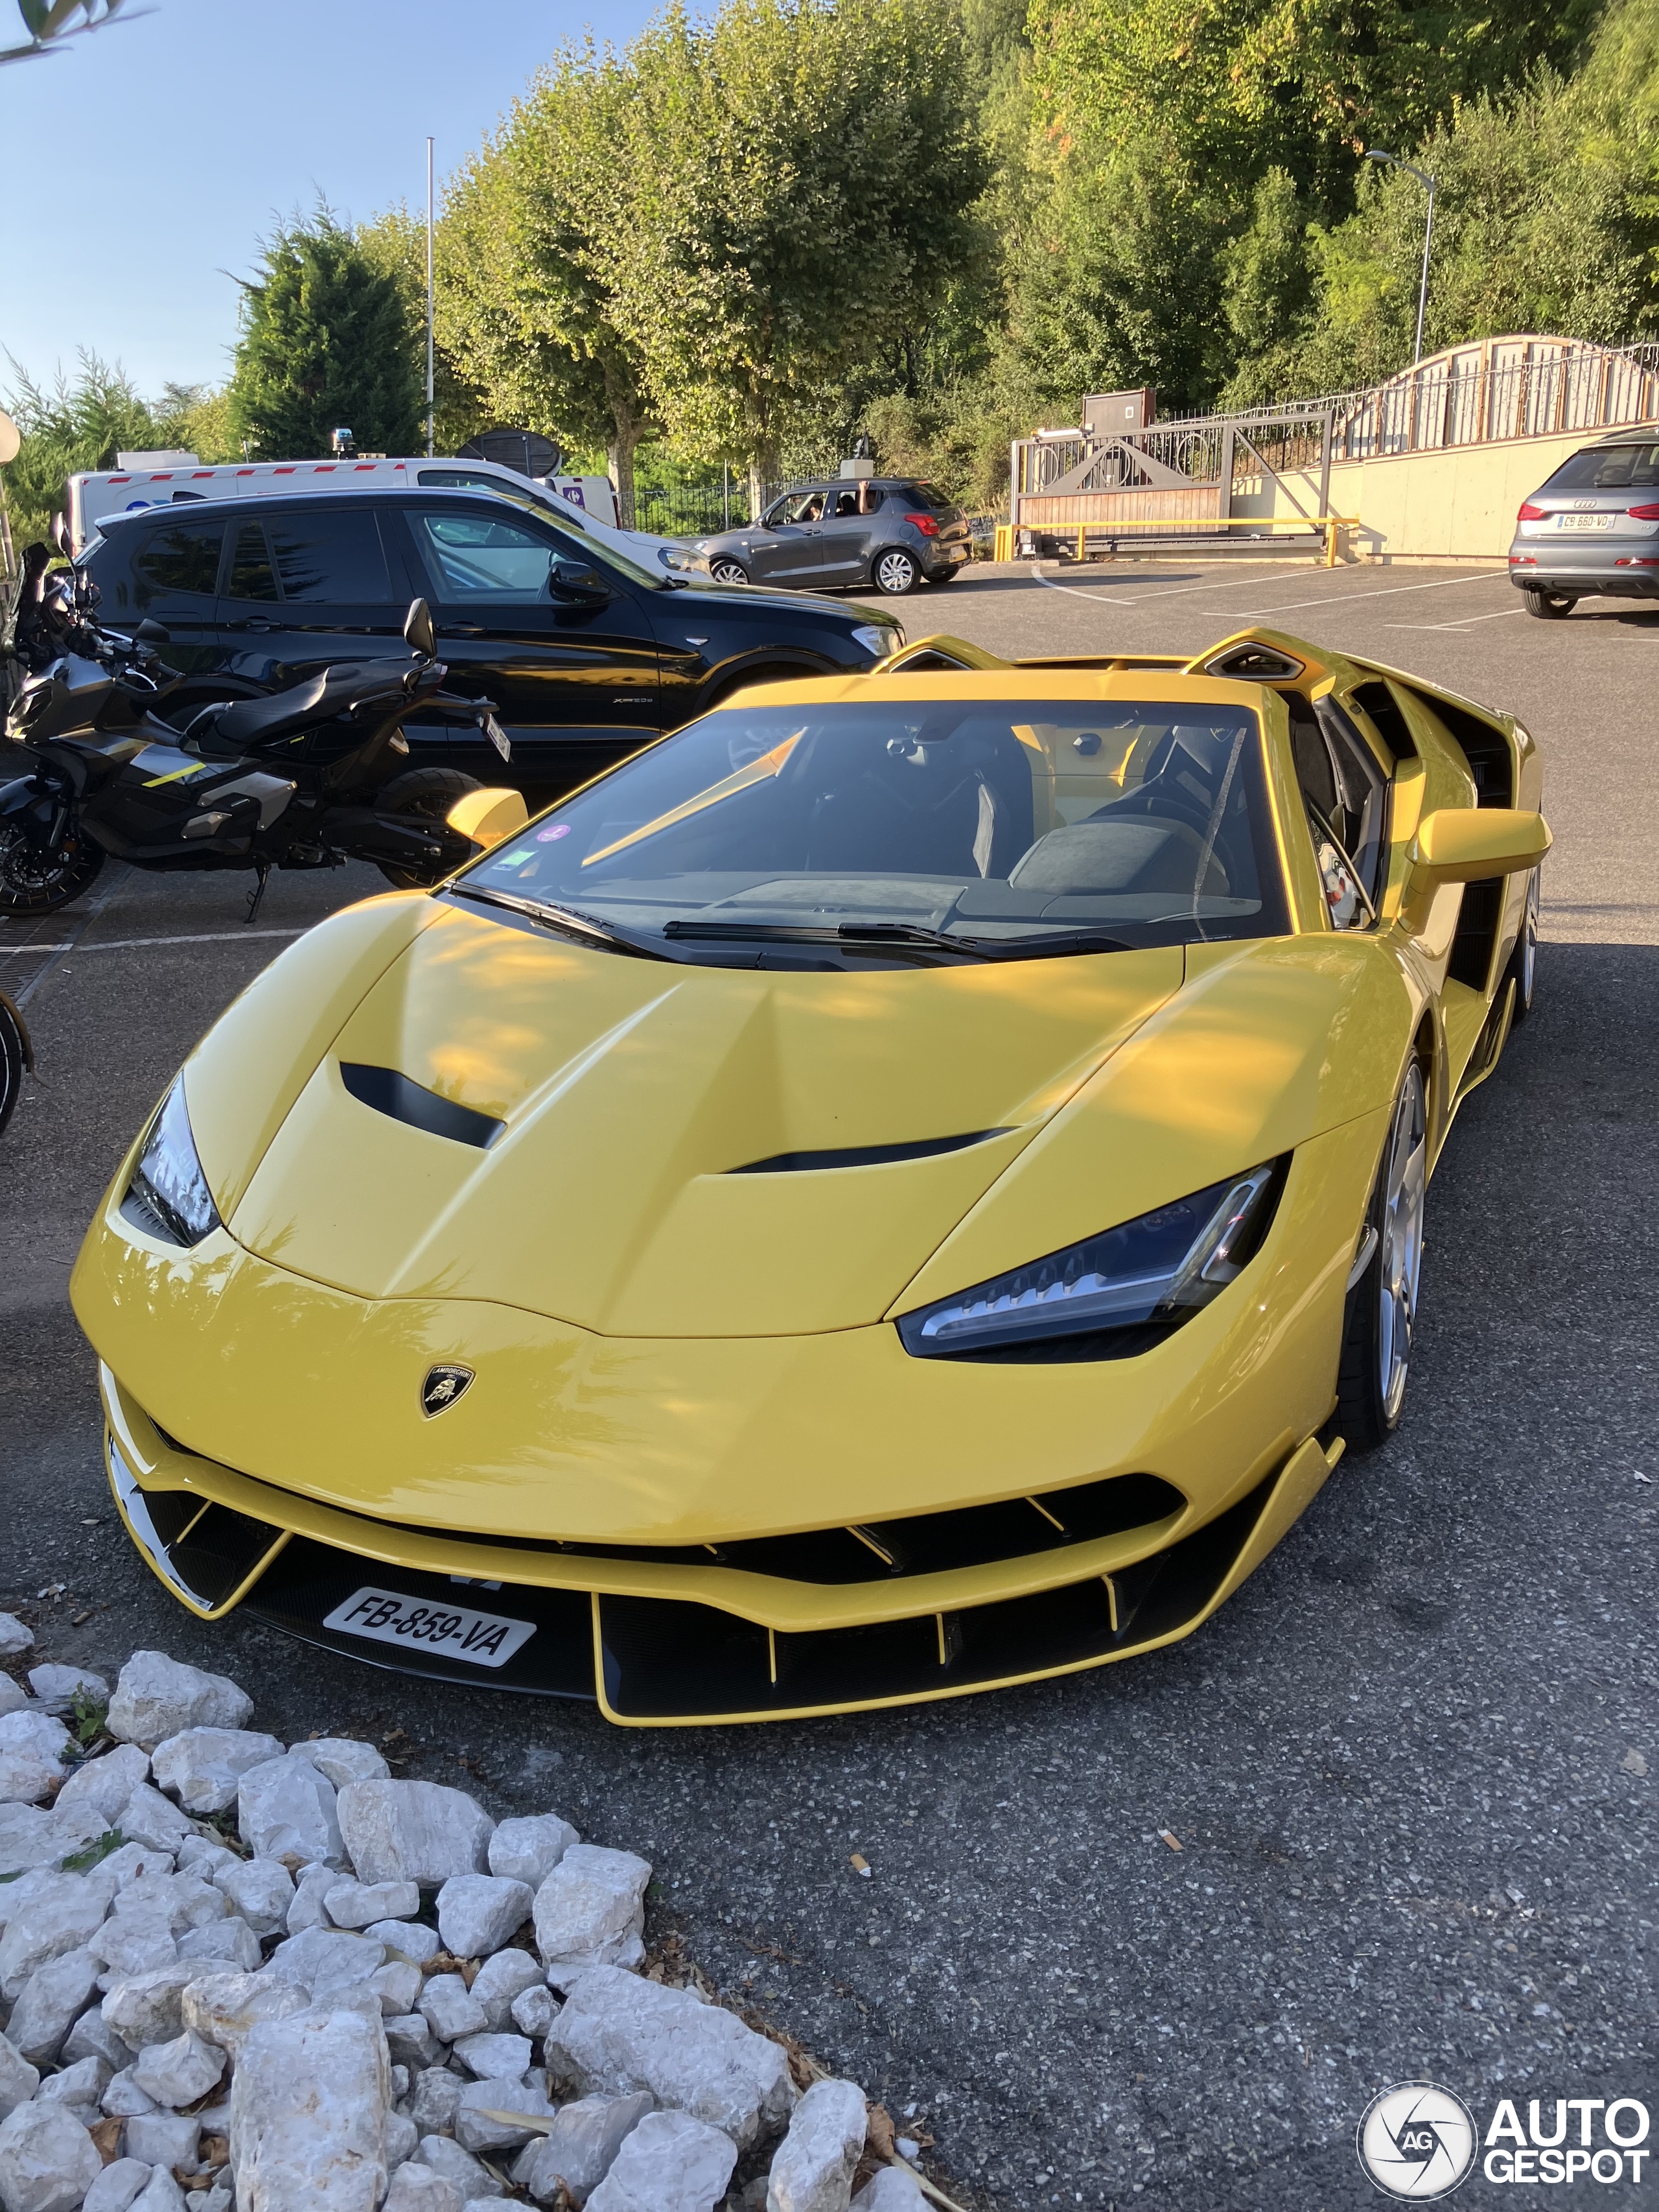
xmin=3 ymin=559 xmax=1654 ymax=2210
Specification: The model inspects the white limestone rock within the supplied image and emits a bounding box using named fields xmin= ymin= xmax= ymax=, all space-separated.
xmin=0 ymin=1713 xmax=70 ymax=1769
xmin=450 ymin=2034 xmax=531 ymax=2083
xmin=52 ymin=1750 xmax=150 ymax=1832
xmin=848 ymin=2171 xmax=924 ymax=2211
xmin=585 ymin=2110 xmax=736 ymax=2212
xmin=468 ymin=1950 xmax=543 ymax=2034
xmin=264 ymin=1927 xmax=385 ymax=1996
xmin=0 ymin=1620 xmax=34 ymax=1661
xmin=171 ymin=1841 xmax=237 ymax=1883
xmin=508 ymin=1985 xmax=556 ymax=2042
xmin=382 ymin=2016 xmax=440 ymax=2073
xmin=1 ymin=1877 xmax=116 ymax=2000
xmin=0 ymin=2097 xmax=104 ymax=2212
xmin=546 ymin=1966 xmax=795 ymax=2151
xmin=83 ymin=2161 xmax=152 ymax=2212
xmin=128 ymin=2030 xmax=226 ymax=2110
xmin=180 ymin=1972 xmax=310 ymax=2057
xmin=121 ymin=2114 xmax=200 ymax=2172
xmin=412 ymin=2137 xmax=502 ymax=2202
xmin=148 ymin=1731 xmax=284 ymax=1817
xmin=25 ymin=1670 xmax=108 ymax=1719
xmin=367 ymin=1961 xmax=423 ymax=2019
xmin=8 ymin=1949 xmax=103 ymax=2067
xmin=292 ymin=1742 xmax=389 ymax=1790
xmin=435 ymin=1880 xmax=531 ymax=1964
xmin=237 ymin=1754 xmax=344 ymax=1868
xmin=105 ymin=1657 xmax=251 ymax=1752
xmin=208 ymin=1860 xmax=292 ymax=1940
xmin=61 ymin=2010 xmax=134 ymax=2075
xmin=111 ymin=1872 xmax=224 ymax=1938
xmin=336 ymin=1782 xmax=493 ymax=1890
xmin=87 ymin=1915 xmax=179 ymax=1984
xmin=116 ymin=1789 xmax=195 ymax=1855
xmin=383 ymin=2125 xmax=419 ymax=2183
xmin=486 ymin=1818 xmax=577 ymax=1891
xmin=36 ymin=2057 xmax=111 ymax=2125
xmin=183 ymin=2189 xmax=227 ymax=2212
xmin=363 ymin=1923 xmax=440 ymax=1966
xmin=382 ymin=2163 xmax=461 ymax=2212
xmin=451 ymin=2076 xmax=553 ymax=2154
xmin=765 ymin=2080 xmax=868 ymax=2212
xmin=99 ymin=2071 xmax=157 ymax=2121
xmin=415 ymin=1975 xmax=485 ymax=2045
xmin=407 ymin=2073 xmax=462 ymax=2137
xmin=532 ymin=1849 xmax=649 ymax=1983
xmin=513 ymin=2093 xmax=654 ymax=2207
xmin=230 ymin=2007 xmax=389 ymax=2212
xmin=100 ymin=1964 xmax=200 ymax=2049
xmin=0 ymin=1754 xmax=60 ymax=1808
xmin=322 ymin=1880 xmax=419 ymax=1932
xmin=175 ymin=1922 xmax=260 ymax=1973
xmin=0 ymin=1808 xmax=57 ymax=1880
xmin=284 ymin=1865 xmax=336 ymax=1937
xmin=0 ymin=2032 xmax=40 ymax=2121
xmin=0 ymin=1871 xmax=58 ymax=1935
xmin=129 ymin=2170 xmax=185 ymax=2212
xmin=0 ymin=1682 xmax=26 ymax=1721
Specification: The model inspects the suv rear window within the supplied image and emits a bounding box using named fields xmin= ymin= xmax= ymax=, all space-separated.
xmin=131 ymin=520 xmax=224 ymax=602
xmin=1540 ymin=443 xmax=1659 ymax=491
xmin=267 ymin=511 xmax=395 ymax=601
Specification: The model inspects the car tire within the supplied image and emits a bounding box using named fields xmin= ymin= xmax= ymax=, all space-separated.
xmin=1522 ymin=588 xmax=1577 ymax=618
xmin=708 ymin=559 xmax=750 ymax=586
xmin=1332 ymin=1060 xmax=1428 ymax=1454
xmin=1503 ymin=867 xmax=1540 ymax=1025
xmin=374 ymin=767 xmax=483 ymax=889
xmin=873 ymin=548 xmax=922 ymax=596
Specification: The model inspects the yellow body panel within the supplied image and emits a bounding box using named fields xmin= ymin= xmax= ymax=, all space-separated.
xmin=71 ymin=629 xmax=1546 ymax=1722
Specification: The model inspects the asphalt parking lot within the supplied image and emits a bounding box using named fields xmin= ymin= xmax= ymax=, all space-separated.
xmin=3 ymin=557 xmax=1655 ymax=2210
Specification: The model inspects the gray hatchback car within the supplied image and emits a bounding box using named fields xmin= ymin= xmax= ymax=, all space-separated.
xmin=1509 ymin=430 xmax=1659 ymax=617
xmin=692 ymin=477 xmax=971 ymax=595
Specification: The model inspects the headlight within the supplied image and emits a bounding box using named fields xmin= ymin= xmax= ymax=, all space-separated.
xmin=896 ymin=1161 xmax=1283 ymax=1358
xmin=121 ymin=1076 xmax=222 ymax=1247
xmin=852 ymin=623 xmax=901 ymax=658
xmin=660 ymin=548 xmax=693 ymax=571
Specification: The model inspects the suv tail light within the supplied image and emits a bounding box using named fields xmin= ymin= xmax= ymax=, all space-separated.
xmin=1516 ymin=502 xmax=1547 ymax=522
xmin=905 ymin=513 xmax=940 ymax=537
xmin=1627 ymin=500 xmax=1659 ymax=520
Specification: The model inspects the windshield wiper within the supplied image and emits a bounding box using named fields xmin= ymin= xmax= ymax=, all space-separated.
xmin=662 ymin=919 xmax=992 ymax=961
xmin=962 ymin=927 xmax=1133 ymax=960
xmin=448 ymin=884 xmax=675 ymax=960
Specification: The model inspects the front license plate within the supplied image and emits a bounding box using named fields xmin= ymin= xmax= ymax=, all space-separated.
xmin=322 ymin=1586 xmax=537 ymax=1668
xmin=1555 ymin=513 xmax=1614 ymax=530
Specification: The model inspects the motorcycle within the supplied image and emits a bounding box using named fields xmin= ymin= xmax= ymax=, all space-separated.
xmin=1 ymin=585 xmax=511 ymax=921
xmin=0 ymin=988 xmax=31 ymax=1140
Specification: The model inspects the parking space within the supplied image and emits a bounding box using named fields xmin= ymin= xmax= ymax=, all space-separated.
xmin=1 ymin=563 xmax=1654 ymax=2209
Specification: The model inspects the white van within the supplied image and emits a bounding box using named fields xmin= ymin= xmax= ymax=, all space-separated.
xmin=66 ymin=454 xmax=706 ymax=577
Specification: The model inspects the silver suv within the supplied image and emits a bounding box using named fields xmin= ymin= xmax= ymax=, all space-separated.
xmin=1509 ymin=430 xmax=1659 ymax=618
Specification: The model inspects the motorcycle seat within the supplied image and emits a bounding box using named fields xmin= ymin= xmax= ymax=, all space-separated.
xmin=192 ymin=663 xmax=404 ymax=754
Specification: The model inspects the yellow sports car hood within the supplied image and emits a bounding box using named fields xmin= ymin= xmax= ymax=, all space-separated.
xmin=188 ymin=896 xmax=1188 ymax=1336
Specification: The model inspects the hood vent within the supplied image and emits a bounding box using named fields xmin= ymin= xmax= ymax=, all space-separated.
xmin=339 ymin=1062 xmax=505 ymax=1150
xmin=729 ymin=1129 xmax=1010 ymax=1175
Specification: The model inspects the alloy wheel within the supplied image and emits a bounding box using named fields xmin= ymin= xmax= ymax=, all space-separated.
xmin=709 ymin=560 xmax=748 ymax=585
xmin=1378 ymin=1064 xmax=1427 ymax=1423
xmin=875 ymin=550 xmax=918 ymax=594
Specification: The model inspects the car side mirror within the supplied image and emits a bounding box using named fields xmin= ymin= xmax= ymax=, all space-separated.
xmin=1409 ymin=808 xmax=1551 ymax=886
xmin=135 ymin=619 xmax=172 ymax=644
xmin=447 ymin=786 xmax=529 ymax=852
xmin=547 ymin=560 xmax=609 ymax=605
xmin=50 ymin=512 xmax=71 ymax=559
xmin=403 ymin=598 xmax=437 ymax=660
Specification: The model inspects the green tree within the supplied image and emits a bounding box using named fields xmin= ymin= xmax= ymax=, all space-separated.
xmin=0 ymin=354 xmax=222 ymax=551
xmin=227 ymin=206 xmax=424 ymax=460
xmin=356 ymin=207 xmax=487 ymax=456
xmin=604 ymin=0 xmax=989 ymax=511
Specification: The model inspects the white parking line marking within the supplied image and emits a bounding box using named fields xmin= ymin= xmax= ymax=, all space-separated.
xmin=0 ymin=926 xmax=308 ymax=961
xmin=1387 ymin=609 xmax=1526 ymax=633
xmin=1028 ymin=561 xmax=1290 ymax=608
xmin=1206 ymin=571 xmax=1511 ymax=619
xmin=1027 ymin=563 xmax=1508 ymax=619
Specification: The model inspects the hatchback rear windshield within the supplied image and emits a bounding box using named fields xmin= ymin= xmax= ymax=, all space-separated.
xmin=1539 ymin=443 xmax=1659 ymax=491
xmin=454 ymin=697 xmax=1288 ymax=964
xmin=896 ymin=483 xmax=955 ymax=512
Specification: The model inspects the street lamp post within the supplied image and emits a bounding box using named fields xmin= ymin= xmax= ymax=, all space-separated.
xmin=425 ymin=135 xmax=435 ymax=460
xmin=1364 ymin=148 xmax=1437 ymax=366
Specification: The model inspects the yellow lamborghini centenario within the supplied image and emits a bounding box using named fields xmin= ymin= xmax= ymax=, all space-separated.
xmin=72 ymin=627 xmax=1548 ymax=1724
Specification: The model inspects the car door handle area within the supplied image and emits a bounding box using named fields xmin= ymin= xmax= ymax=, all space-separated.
xmin=237 ymin=618 xmax=277 ymax=632
xmin=444 ymin=625 xmax=487 ymax=637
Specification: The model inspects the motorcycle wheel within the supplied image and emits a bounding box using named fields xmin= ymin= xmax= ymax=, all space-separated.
xmin=0 ymin=994 xmax=30 ymax=1139
xmin=373 ymin=767 xmax=484 ymax=889
xmin=0 ymin=821 xmax=106 ymax=916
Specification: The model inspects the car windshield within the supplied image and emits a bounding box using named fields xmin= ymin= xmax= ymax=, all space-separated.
xmin=1540 ymin=443 xmax=1659 ymax=492
xmin=454 ymin=697 xmax=1288 ymax=964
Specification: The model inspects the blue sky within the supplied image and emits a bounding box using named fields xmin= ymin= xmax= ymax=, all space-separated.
xmin=1 ymin=0 xmax=658 ymax=402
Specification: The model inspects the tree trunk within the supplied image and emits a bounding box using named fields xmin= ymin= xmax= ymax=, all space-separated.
xmin=607 ymin=430 xmax=638 ymax=531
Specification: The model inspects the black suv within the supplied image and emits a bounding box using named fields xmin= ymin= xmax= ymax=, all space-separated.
xmin=78 ymin=489 xmax=905 ymax=800
xmin=691 ymin=479 xmax=972 ymax=594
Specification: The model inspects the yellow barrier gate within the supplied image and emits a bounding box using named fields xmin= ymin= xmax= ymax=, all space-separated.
xmin=993 ymin=515 xmax=1359 ymax=568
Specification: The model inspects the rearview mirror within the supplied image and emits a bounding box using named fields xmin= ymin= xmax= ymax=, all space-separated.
xmin=135 ymin=619 xmax=172 ymax=644
xmin=50 ymin=512 xmax=71 ymax=559
xmin=447 ymin=787 xmax=529 ymax=851
xmin=546 ymin=560 xmax=608 ymax=605
xmin=1410 ymin=808 xmax=1551 ymax=885
xmin=403 ymin=598 xmax=437 ymax=660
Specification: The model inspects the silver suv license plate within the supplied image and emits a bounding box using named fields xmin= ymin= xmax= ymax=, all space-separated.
xmin=323 ymin=1586 xmax=537 ymax=1667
